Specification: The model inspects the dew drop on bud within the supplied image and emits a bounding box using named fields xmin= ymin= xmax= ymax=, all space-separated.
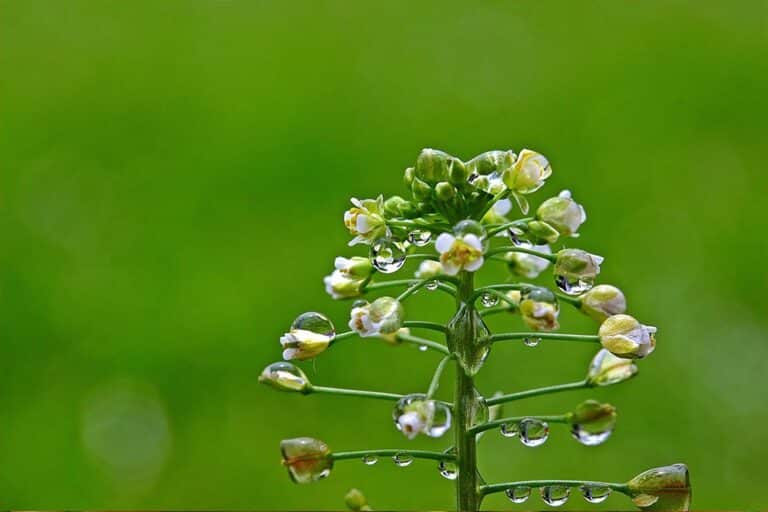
xmin=555 ymin=274 xmax=594 ymax=295
xmin=362 ymin=454 xmax=378 ymax=465
xmin=500 ymin=422 xmax=519 ymax=438
xmin=371 ymin=238 xmax=406 ymax=274
xmin=581 ymin=485 xmax=611 ymax=504
xmin=505 ymin=486 xmax=531 ymax=503
xmin=519 ymin=418 xmax=549 ymax=447
xmin=523 ymin=336 xmax=541 ymax=347
xmin=480 ymin=292 xmax=500 ymax=308
xmin=541 ymin=485 xmax=570 ymax=507
xmin=392 ymin=452 xmax=413 ymax=467
xmin=291 ymin=312 xmax=335 ymax=338
xmin=418 ymin=344 xmax=429 ymax=352
xmin=437 ymin=460 xmax=458 ymax=480
xmin=425 ymin=280 xmax=439 ymax=291
xmin=571 ymin=423 xmax=613 ymax=446
xmin=407 ymin=229 xmax=432 ymax=247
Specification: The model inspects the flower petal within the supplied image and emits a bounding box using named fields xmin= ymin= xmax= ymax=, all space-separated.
xmin=435 ymin=233 xmax=455 ymax=253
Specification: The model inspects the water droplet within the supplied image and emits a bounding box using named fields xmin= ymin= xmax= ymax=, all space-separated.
xmin=260 ymin=362 xmax=308 ymax=391
xmin=519 ymin=418 xmax=549 ymax=447
xmin=500 ymin=422 xmax=519 ymax=438
xmin=452 ymin=219 xmax=487 ymax=242
xmin=555 ymin=274 xmax=594 ymax=295
xmin=437 ymin=460 xmax=458 ymax=480
xmin=507 ymin=227 xmax=527 ymax=246
xmin=291 ymin=312 xmax=335 ymax=338
xmin=370 ymin=238 xmax=406 ymax=274
xmin=541 ymin=486 xmax=570 ymax=507
xmin=480 ymin=292 xmax=500 ymax=308
xmin=362 ymin=454 xmax=378 ymax=465
xmin=581 ymin=485 xmax=611 ymax=503
xmin=425 ymin=280 xmax=439 ymax=291
xmin=407 ymin=229 xmax=432 ymax=247
xmin=418 ymin=344 xmax=429 ymax=352
xmin=392 ymin=394 xmax=452 ymax=438
xmin=571 ymin=423 xmax=614 ymax=446
xmin=505 ymin=486 xmax=531 ymax=503
xmin=523 ymin=336 xmax=541 ymax=347
xmin=392 ymin=452 xmax=413 ymax=467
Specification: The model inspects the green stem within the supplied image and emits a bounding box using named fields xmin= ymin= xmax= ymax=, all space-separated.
xmin=484 ymin=218 xmax=534 ymax=238
xmin=475 ymin=189 xmax=511 ymax=221
xmin=485 ymin=380 xmax=590 ymax=406
xmin=310 ymin=386 xmax=452 ymax=409
xmin=479 ymin=306 xmax=515 ymax=318
xmin=473 ymin=283 xmax=582 ymax=307
xmin=403 ymin=320 xmax=448 ymax=333
xmin=488 ymin=332 xmax=600 ymax=344
xmin=365 ymin=279 xmax=456 ymax=297
xmin=467 ymin=414 xmax=569 ymax=436
xmin=395 ymin=331 xmax=450 ymax=354
xmin=426 ymin=355 xmax=453 ymax=399
xmin=480 ymin=479 xmax=630 ymax=496
xmin=331 ymin=449 xmax=455 ymax=462
xmin=485 ymin=245 xmax=557 ymax=262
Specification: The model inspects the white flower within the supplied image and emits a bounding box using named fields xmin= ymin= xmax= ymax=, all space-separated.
xmin=323 ymin=256 xmax=372 ymax=299
xmin=586 ymin=348 xmax=638 ymax=387
xmin=599 ymin=314 xmax=656 ymax=359
xmin=536 ymin=189 xmax=587 ymax=237
xmin=280 ymin=330 xmax=332 ymax=361
xmin=343 ymin=196 xmax=386 ymax=246
xmin=579 ymin=284 xmax=627 ymax=322
xmin=414 ymin=260 xmax=443 ymax=279
xmin=348 ymin=297 xmax=404 ymax=337
xmin=506 ymin=243 xmax=551 ymax=278
xmin=519 ymin=298 xmax=560 ymax=331
xmin=435 ymin=233 xmax=484 ymax=275
xmin=397 ymin=411 xmax=426 ymax=440
xmin=494 ymin=198 xmax=513 ymax=216
xmin=502 ymin=149 xmax=552 ymax=194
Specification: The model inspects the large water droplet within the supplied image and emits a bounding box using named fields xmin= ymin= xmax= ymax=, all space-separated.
xmin=392 ymin=394 xmax=452 ymax=438
xmin=392 ymin=452 xmax=413 ymax=467
xmin=500 ymin=422 xmax=519 ymax=438
xmin=408 ymin=230 xmax=432 ymax=247
xmin=371 ymin=238 xmax=406 ymax=274
xmin=480 ymin=292 xmax=500 ymax=308
xmin=437 ymin=460 xmax=458 ymax=480
xmin=571 ymin=423 xmax=613 ymax=446
xmin=555 ymin=274 xmax=594 ymax=295
xmin=541 ymin=486 xmax=570 ymax=507
xmin=452 ymin=219 xmax=487 ymax=246
xmin=519 ymin=418 xmax=549 ymax=447
xmin=505 ymin=486 xmax=531 ymax=503
xmin=581 ymin=485 xmax=611 ymax=503
xmin=362 ymin=454 xmax=378 ymax=466
xmin=425 ymin=280 xmax=439 ymax=291
xmin=291 ymin=312 xmax=335 ymax=338
xmin=523 ymin=336 xmax=541 ymax=347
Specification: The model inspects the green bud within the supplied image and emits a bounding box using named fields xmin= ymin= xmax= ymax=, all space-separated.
xmin=569 ymin=400 xmax=616 ymax=431
xmin=415 ymin=148 xmax=451 ymax=183
xmin=579 ymin=284 xmax=627 ymax=322
xmin=383 ymin=195 xmax=411 ymax=218
xmin=527 ymin=220 xmax=560 ymax=244
xmin=627 ymin=464 xmax=691 ymax=511
xmin=435 ymin=181 xmax=457 ymax=200
xmin=259 ymin=362 xmax=311 ymax=393
xmin=448 ymin=157 xmax=469 ymax=184
xmin=586 ymin=348 xmax=638 ymax=386
xmin=280 ymin=437 xmax=333 ymax=484
xmin=536 ymin=190 xmax=587 ymax=237
xmin=344 ymin=488 xmax=369 ymax=511
xmin=411 ymin=176 xmax=433 ymax=201
xmin=403 ymin=167 xmax=415 ymax=187
xmin=466 ymin=150 xmax=515 ymax=175
xmin=554 ymin=249 xmax=603 ymax=283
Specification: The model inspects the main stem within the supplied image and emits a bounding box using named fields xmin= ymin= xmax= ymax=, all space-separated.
xmin=454 ymin=271 xmax=480 ymax=511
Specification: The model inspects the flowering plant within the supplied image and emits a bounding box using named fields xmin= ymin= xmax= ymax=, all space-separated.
xmin=261 ymin=148 xmax=690 ymax=511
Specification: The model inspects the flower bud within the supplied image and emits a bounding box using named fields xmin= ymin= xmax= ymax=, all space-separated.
xmin=344 ymin=196 xmax=386 ymax=246
xmin=466 ymin=150 xmax=515 ymax=176
xmin=448 ymin=157 xmax=469 ymax=184
xmin=554 ymin=249 xmax=603 ymax=294
xmin=627 ymin=464 xmax=691 ymax=511
xmin=393 ymin=393 xmax=452 ymax=439
xmin=527 ymin=220 xmax=560 ymax=245
xmin=586 ymin=348 xmax=638 ymax=386
xmin=281 ymin=312 xmax=335 ymax=361
xmin=599 ymin=314 xmax=656 ymax=359
xmin=344 ymin=488 xmax=370 ymax=511
xmin=579 ymin=284 xmax=627 ymax=322
xmin=536 ymin=190 xmax=587 ymax=237
xmin=435 ymin=181 xmax=457 ymax=200
xmin=403 ymin=166 xmax=415 ymax=187
xmin=414 ymin=259 xmax=443 ymax=280
xmin=506 ymin=243 xmax=551 ymax=278
xmin=519 ymin=287 xmax=560 ymax=331
xmin=377 ymin=326 xmax=410 ymax=345
xmin=415 ymin=148 xmax=451 ymax=183
xmin=259 ymin=362 xmax=311 ymax=393
xmin=411 ymin=176 xmax=433 ymax=201
xmin=568 ymin=400 xmax=617 ymax=441
xmin=502 ymin=149 xmax=552 ymax=194
xmin=383 ymin=195 xmax=415 ymax=218
xmin=435 ymin=232 xmax=484 ymax=275
xmin=280 ymin=437 xmax=333 ymax=484
xmin=348 ymin=296 xmax=404 ymax=337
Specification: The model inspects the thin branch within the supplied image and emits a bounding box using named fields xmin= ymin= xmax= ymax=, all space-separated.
xmin=485 ymin=380 xmax=590 ymax=406
xmin=488 ymin=332 xmax=600 ymax=344
xmin=396 ymin=331 xmax=450 ymax=355
xmin=485 ymin=245 xmax=557 ymax=262
xmin=480 ymin=479 xmax=630 ymax=496
xmin=310 ymin=386 xmax=452 ymax=409
xmin=467 ymin=414 xmax=569 ymax=437
xmin=331 ymin=449 xmax=455 ymax=462
xmin=426 ymin=355 xmax=453 ymax=399
xmin=403 ymin=320 xmax=448 ymax=334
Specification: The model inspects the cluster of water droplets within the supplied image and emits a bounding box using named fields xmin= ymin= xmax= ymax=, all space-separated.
xmin=499 ymin=418 xmax=550 ymax=447
xmin=370 ymin=237 xmax=406 ymax=273
xmin=291 ymin=311 xmax=335 ymax=338
xmin=479 ymin=292 xmax=500 ymax=308
xmin=504 ymin=484 xmax=611 ymax=506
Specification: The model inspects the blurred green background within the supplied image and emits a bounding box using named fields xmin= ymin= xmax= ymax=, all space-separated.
xmin=1 ymin=0 xmax=767 ymax=509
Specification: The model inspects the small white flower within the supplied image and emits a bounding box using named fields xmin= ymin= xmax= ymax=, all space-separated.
xmin=323 ymin=256 xmax=372 ymax=299
xmin=280 ymin=330 xmax=332 ymax=361
xmin=494 ymin=198 xmax=513 ymax=217
xmin=343 ymin=196 xmax=386 ymax=246
xmin=579 ymin=284 xmax=627 ymax=322
xmin=506 ymin=243 xmax=551 ymax=278
xmin=502 ymin=149 xmax=552 ymax=194
xmin=435 ymin=233 xmax=484 ymax=275
xmin=586 ymin=348 xmax=638 ymax=387
xmin=397 ymin=411 xmax=425 ymax=440
xmin=414 ymin=260 xmax=443 ymax=280
xmin=519 ymin=298 xmax=560 ymax=331
xmin=348 ymin=297 xmax=404 ymax=337
xmin=536 ymin=189 xmax=587 ymax=237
